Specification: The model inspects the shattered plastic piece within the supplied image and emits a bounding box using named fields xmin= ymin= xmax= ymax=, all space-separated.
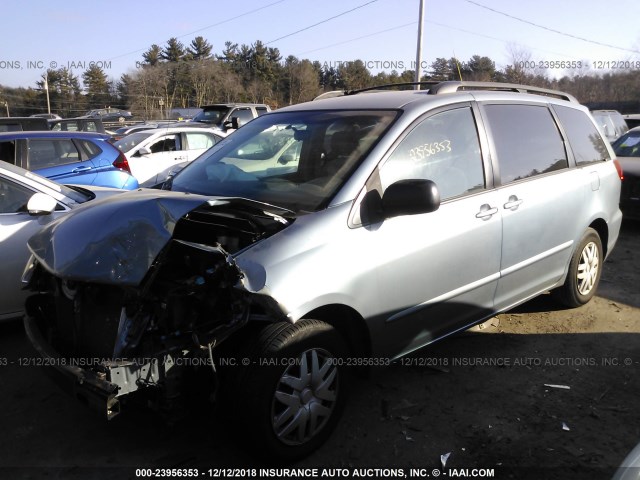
xmin=402 ymin=430 xmax=414 ymax=442
xmin=562 ymin=422 xmax=570 ymax=431
xmin=544 ymin=384 xmax=571 ymax=390
xmin=441 ymin=452 xmax=451 ymax=468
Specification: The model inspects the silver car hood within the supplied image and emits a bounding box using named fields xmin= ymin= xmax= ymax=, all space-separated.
xmin=27 ymin=189 xmax=293 ymax=286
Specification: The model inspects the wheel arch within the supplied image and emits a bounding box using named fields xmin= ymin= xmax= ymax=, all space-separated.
xmin=302 ymin=304 xmax=372 ymax=360
xmin=588 ymin=218 xmax=609 ymax=257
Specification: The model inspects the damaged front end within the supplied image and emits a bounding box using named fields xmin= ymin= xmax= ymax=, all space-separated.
xmin=23 ymin=190 xmax=292 ymax=420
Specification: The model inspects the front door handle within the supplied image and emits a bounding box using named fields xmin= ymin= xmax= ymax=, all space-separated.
xmin=475 ymin=204 xmax=498 ymax=220
xmin=503 ymin=195 xmax=523 ymax=210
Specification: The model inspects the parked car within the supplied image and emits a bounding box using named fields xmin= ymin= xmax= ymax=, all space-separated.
xmin=187 ymin=103 xmax=271 ymax=133
xmin=623 ymin=113 xmax=640 ymax=129
xmin=591 ymin=109 xmax=629 ymax=142
xmin=30 ymin=113 xmax=62 ymax=120
xmin=612 ymin=127 xmax=640 ymax=220
xmin=0 ymin=161 xmax=122 ymax=320
xmin=0 ymin=117 xmax=49 ymax=132
xmin=23 ymin=81 xmax=622 ymax=460
xmin=82 ymin=108 xmax=133 ymax=122
xmin=169 ymin=108 xmax=202 ymax=121
xmin=49 ymin=117 xmax=106 ymax=134
xmin=0 ymin=131 xmax=138 ymax=189
xmin=113 ymin=126 xmax=222 ymax=186
xmin=111 ymin=122 xmax=178 ymax=141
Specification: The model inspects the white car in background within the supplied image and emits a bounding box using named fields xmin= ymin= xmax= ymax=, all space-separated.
xmin=114 ymin=127 xmax=223 ymax=187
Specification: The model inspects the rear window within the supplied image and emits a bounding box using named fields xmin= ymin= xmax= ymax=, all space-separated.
xmin=554 ymin=105 xmax=610 ymax=165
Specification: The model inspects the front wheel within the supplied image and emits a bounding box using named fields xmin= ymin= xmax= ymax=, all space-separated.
xmin=229 ymin=319 xmax=349 ymax=461
xmin=553 ymin=228 xmax=603 ymax=307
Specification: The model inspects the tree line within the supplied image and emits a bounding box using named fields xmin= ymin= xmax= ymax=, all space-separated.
xmin=1 ymin=36 xmax=639 ymax=119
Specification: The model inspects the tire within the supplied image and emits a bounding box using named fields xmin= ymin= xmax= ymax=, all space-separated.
xmin=553 ymin=228 xmax=603 ymax=308
xmin=227 ymin=319 xmax=349 ymax=461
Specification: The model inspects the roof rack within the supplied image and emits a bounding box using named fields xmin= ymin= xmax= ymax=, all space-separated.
xmin=313 ymin=81 xmax=578 ymax=103
xmin=344 ymin=82 xmax=440 ymax=95
xmin=428 ymin=81 xmax=578 ymax=103
xmin=313 ymin=82 xmax=439 ymax=100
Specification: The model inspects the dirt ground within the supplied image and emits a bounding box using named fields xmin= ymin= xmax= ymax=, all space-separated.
xmin=0 ymin=221 xmax=638 ymax=480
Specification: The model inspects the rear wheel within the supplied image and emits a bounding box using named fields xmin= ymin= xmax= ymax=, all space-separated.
xmin=227 ymin=319 xmax=348 ymax=461
xmin=553 ymin=228 xmax=603 ymax=307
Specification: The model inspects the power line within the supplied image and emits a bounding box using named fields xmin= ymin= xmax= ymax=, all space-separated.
xmin=463 ymin=0 xmax=640 ymax=55
xmin=108 ymin=0 xmax=288 ymax=61
xmin=266 ymin=0 xmax=379 ymax=45
xmin=297 ymin=21 xmax=416 ymax=56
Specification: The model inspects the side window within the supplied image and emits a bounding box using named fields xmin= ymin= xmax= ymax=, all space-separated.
xmin=0 ymin=140 xmax=17 ymax=164
xmin=0 ymin=177 xmax=33 ymax=213
xmin=256 ymin=107 xmax=269 ymax=116
xmin=76 ymin=139 xmax=102 ymax=160
xmin=232 ymin=108 xmax=255 ymax=125
xmin=27 ymin=139 xmax=80 ymax=170
xmin=379 ymin=106 xmax=485 ymax=201
xmin=149 ymin=135 xmax=180 ymax=153
xmin=484 ymin=104 xmax=568 ymax=184
xmin=554 ymin=105 xmax=610 ymax=165
xmin=184 ymin=132 xmax=216 ymax=150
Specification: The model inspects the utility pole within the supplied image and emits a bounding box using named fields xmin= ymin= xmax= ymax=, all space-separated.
xmin=414 ymin=0 xmax=425 ymax=89
xmin=2 ymin=101 xmax=8 ymax=117
xmin=44 ymin=72 xmax=51 ymax=115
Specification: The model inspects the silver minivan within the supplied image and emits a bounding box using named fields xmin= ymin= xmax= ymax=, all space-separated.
xmin=24 ymin=81 xmax=623 ymax=460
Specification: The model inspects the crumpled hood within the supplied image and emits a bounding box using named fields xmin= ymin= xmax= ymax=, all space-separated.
xmin=28 ymin=190 xmax=211 ymax=286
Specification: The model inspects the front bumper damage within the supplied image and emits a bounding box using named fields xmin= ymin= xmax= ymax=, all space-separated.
xmin=23 ymin=191 xmax=292 ymax=419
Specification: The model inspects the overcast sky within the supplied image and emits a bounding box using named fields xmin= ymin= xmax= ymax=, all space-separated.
xmin=1 ymin=0 xmax=639 ymax=89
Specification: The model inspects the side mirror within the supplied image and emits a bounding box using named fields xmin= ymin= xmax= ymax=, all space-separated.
xmin=381 ymin=179 xmax=440 ymax=219
xmin=224 ymin=117 xmax=242 ymax=130
xmin=138 ymin=146 xmax=152 ymax=156
xmin=27 ymin=192 xmax=57 ymax=216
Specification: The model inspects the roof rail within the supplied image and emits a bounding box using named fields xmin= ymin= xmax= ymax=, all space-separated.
xmin=313 ymin=82 xmax=440 ymax=100
xmin=344 ymin=82 xmax=440 ymax=95
xmin=429 ymin=81 xmax=578 ymax=103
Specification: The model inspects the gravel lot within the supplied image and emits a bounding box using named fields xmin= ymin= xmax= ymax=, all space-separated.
xmin=0 ymin=221 xmax=638 ymax=480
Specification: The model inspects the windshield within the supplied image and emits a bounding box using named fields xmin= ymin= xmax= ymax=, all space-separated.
xmin=114 ymin=131 xmax=154 ymax=152
xmin=168 ymin=110 xmax=398 ymax=213
xmin=192 ymin=107 xmax=231 ymax=124
xmin=613 ymin=131 xmax=640 ymax=157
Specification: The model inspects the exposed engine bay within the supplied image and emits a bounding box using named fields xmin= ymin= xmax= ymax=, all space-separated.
xmin=23 ymin=191 xmax=294 ymax=419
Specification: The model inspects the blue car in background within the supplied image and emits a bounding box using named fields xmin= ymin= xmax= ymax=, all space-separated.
xmin=0 ymin=131 xmax=138 ymax=189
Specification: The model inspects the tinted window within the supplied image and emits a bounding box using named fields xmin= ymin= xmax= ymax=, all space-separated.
xmin=554 ymin=105 xmax=610 ymax=165
xmin=27 ymin=139 xmax=80 ymax=170
xmin=149 ymin=134 xmax=180 ymax=153
xmin=485 ymin=104 xmax=567 ymax=184
xmin=380 ymin=106 xmax=485 ymax=200
xmin=0 ymin=177 xmax=33 ymax=213
xmin=0 ymin=140 xmax=17 ymax=164
xmin=256 ymin=107 xmax=269 ymax=116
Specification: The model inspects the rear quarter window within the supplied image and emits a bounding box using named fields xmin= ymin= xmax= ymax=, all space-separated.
xmin=554 ymin=105 xmax=610 ymax=165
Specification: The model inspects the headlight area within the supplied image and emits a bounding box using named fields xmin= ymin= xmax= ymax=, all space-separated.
xmin=23 ymin=239 xmax=252 ymax=420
